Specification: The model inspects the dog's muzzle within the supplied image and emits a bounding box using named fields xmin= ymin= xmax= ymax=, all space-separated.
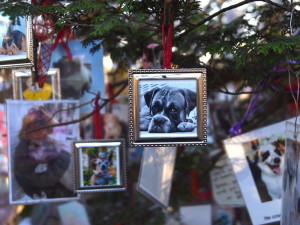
xmin=148 ymin=115 xmax=176 ymax=133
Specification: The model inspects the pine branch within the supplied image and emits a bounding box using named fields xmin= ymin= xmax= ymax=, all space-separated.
xmin=176 ymin=0 xmax=291 ymax=40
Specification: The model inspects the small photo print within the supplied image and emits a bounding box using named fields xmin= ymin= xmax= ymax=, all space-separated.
xmin=7 ymin=100 xmax=80 ymax=204
xmin=241 ymin=134 xmax=285 ymax=202
xmin=73 ymin=139 xmax=127 ymax=193
xmin=139 ymin=79 xmax=197 ymax=138
xmin=81 ymin=146 xmax=119 ymax=187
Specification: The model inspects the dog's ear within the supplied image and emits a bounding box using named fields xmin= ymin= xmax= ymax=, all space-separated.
xmin=180 ymin=89 xmax=197 ymax=114
xmin=144 ymin=87 xmax=160 ymax=107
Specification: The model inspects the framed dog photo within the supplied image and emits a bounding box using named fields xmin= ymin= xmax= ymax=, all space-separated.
xmin=12 ymin=68 xmax=61 ymax=100
xmin=0 ymin=9 xmax=33 ymax=68
xmin=6 ymin=100 xmax=80 ymax=204
xmin=73 ymin=139 xmax=127 ymax=193
xmin=128 ymin=69 xmax=207 ymax=147
xmin=223 ymin=117 xmax=296 ymax=225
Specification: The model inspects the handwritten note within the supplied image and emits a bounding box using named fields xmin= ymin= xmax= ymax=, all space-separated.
xmin=210 ymin=153 xmax=244 ymax=206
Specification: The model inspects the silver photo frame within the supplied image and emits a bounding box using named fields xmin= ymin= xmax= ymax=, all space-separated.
xmin=12 ymin=68 xmax=61 ymax=100
xmin=0 ymin=9 xmax=34 ymax=68
xmin=128 ymin=69 xmax=207 ymax=147
xmin=73 ymin=139 xmax=127 ymax=193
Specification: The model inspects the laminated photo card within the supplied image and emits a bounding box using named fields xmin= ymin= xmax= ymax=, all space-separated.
xmin=281 ymin=122 xmax=300 ymax=225
xmin=7 ymin=100 xmax=80 ymax=204
xmin=223 ymin=117 xmax=296 ymax=225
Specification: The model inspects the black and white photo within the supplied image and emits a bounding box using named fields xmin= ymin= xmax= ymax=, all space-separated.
xmin=128 ymin=69 xmax=207 ymax=147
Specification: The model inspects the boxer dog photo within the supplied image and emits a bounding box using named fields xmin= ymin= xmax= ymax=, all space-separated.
xmin=128 ymin=69 xmax=207 ymax=147
xmin=139 ymin=85 xmax=197 ymax=133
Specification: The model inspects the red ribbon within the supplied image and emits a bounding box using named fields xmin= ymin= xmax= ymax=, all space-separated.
xmin=162 ymin=23 xmax=173 ymax=69
xmin=93 ymin=92 xmax=102 ymax=139
xmin=50 ymin=28 xmax=72 ymax=61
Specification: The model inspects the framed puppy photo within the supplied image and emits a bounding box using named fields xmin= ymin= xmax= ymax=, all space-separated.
xmin=6 ymin=100 xmax=80 ymax=204
xmin=0 ymin=7 xmax=34 ymax=68
xmin=128 ymin=69 xmax=207 ymax=147
xmin=223 ymin=117 xmax=296 ymax=225
xmin=12 ymin=68 xmax=61 ymax=100
xmin=73 ymin=139 xmax=127 ymax=193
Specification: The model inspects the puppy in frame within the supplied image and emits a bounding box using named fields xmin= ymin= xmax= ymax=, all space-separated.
xmin=256 ymin=141 xmax=285 ymax=200
xmin=140 ymin=85 xmax=197 ymax=133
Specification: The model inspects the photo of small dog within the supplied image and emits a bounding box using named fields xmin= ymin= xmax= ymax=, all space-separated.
xmin=139 ymin=84 xmax=197 ymax=133
xmin=0 ymin=14 xmax=26 ymax=56
xmin=245 ymin=138 xmax=285 ymax=202
xmin=256 ymin=141 xmax=285 ymax=200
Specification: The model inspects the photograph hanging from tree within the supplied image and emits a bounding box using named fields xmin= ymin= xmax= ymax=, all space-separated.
xmin=224 ymin=118 xmax=296 ymax=225
xmin=73 ymin=139 xmax=127 ymax=193
xmin=7 ymin=100 xmax=80 ymax=204
xmin=12 ymin=68 xmax=61 ymax=100
xmin=0 ymin=9 xmax=33 ymax=68
xmin=128 ymin=69 xmax=207 ymax=147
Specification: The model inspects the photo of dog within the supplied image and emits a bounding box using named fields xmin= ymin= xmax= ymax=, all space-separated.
xmin=81 ymin=146 xmax=119 ymax=187
xmin=0 ymin=14 xmax=26 ymax=56
xmin=139 ymin=82 xmax=197 ymax=134
xmin=244 ymin=137 xmax=285 ymax=202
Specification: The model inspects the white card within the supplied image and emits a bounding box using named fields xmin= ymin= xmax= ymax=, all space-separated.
xmin=180 ymin=205 xmax=212 ymax=225
xmin=210 ymin=149 xmax=244 ymax=206
xmin=137 ymin=147 xmax=176 ymax=207
xmin=224 ymin=117 xmax=296 ymax=225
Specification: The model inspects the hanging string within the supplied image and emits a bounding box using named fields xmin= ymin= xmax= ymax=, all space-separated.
xmin=162 ymin=23 xmax=173 ymax=69
xmin=229 ymin=78 xmax=269 ymax=136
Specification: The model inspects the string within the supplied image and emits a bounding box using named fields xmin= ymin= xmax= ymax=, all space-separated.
xmin=229 ymin=78 xmax=268 ymax=136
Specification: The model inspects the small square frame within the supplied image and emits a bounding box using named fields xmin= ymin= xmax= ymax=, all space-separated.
xmin=0 ymin=7 xmax=34 ymax=68
xmin=128 ymin=69 xmax=207 ymax=147
xmin=73 ymin=139 xmax=127 ymax=193
xmin=12 ymin=68 xmax=61 ymax=100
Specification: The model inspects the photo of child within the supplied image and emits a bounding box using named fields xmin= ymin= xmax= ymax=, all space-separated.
xmin=7 ymin=100 xmax=80 ymax=204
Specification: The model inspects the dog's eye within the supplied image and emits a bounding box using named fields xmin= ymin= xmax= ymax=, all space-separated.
xmin=169 ymin=107 xmax=178 ymax=113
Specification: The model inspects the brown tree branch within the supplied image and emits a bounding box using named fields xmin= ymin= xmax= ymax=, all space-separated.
xmin=176 ymin=0 xmax=291 ymax=40
xmin=24 ymin=81 xmax=128 ymax=135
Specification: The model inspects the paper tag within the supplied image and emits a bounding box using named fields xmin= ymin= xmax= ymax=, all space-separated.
xmin=210 ymin=150 xmax=244 ymax=206
xmin=58 ymin=201 xmax=90 ymax=225
xmin=137 ymin=147 xmax=176 ymax=207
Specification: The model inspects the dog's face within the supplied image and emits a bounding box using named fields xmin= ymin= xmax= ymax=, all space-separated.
xmin=144 ymin=86 xmax=196 ymax=133
xmin=257 ymin=143 xmax=284 ymax=176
